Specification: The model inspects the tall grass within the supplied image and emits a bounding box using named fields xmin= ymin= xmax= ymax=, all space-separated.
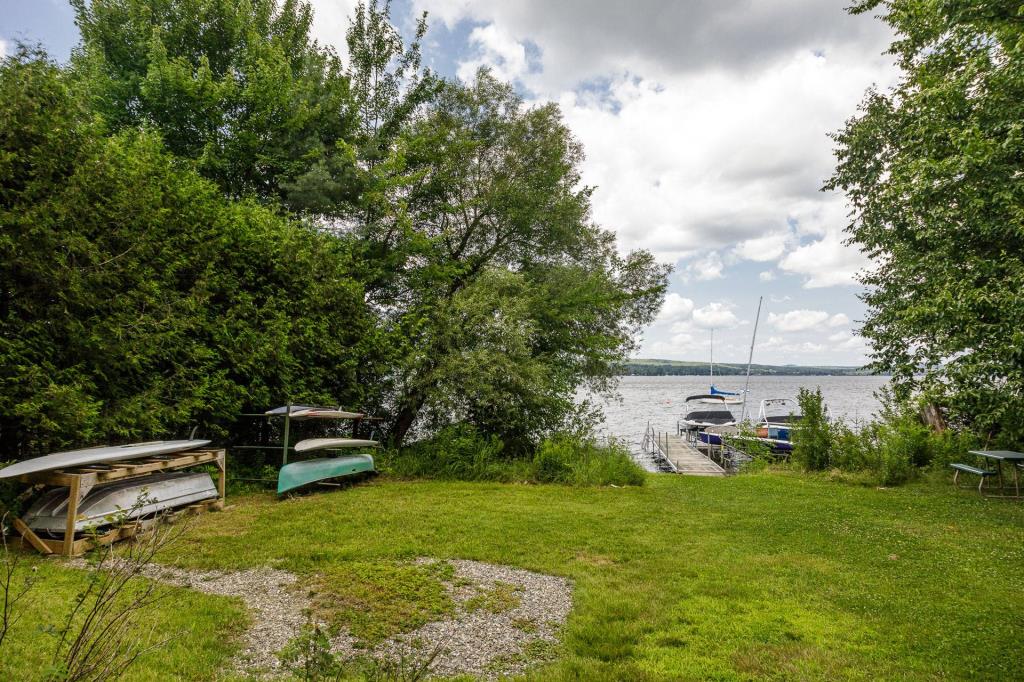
xmin=379 ymin=425 xmax=644 ymax=487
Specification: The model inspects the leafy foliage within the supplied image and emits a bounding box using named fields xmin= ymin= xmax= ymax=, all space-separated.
xmin=829 ymin=1 xmax=1024 ymax=446
xmin=791 ymin=388 xmax=833 ymax=471
xmin=1 ymin=1 xmax=667 ymax=464
xmin=0 ymin=51 xmax=370 ymax=456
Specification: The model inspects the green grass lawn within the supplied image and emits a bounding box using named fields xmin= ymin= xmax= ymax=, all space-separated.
xmin=4 ymin=471 xmax=1023 ymax=680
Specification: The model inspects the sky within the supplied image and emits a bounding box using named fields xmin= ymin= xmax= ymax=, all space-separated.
xmin=1 ymin=0 xmax=900 ymax=367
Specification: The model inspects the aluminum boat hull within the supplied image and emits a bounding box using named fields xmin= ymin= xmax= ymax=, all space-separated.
xmin=23 ymin=472 xmax=218 ymax=535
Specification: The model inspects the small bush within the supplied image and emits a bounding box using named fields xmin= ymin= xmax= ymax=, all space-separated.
xmin=791 ymin=388 xmax=833 ymax=472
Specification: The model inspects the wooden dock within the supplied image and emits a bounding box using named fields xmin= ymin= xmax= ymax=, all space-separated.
xmin=649 ymin=432 xmax=726 ymax=476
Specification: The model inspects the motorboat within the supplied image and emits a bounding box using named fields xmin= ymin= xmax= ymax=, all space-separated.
xmin=680 ymin=394 xmax=737 ymax=434
xmin=23 ymin=472 xmax=218 ymax=536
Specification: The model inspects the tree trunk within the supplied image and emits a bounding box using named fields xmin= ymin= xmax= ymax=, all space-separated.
xmin=920 ymin=403 xmax=946 ymax=432
xmin=390 ymin=388 xmax=427 ymax=448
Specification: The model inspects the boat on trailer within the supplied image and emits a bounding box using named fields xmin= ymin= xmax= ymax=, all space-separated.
xmin=22 ymin=472 xmax=218 ymax=536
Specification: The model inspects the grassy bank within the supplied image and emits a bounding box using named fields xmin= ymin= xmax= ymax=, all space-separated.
xmin=3 ymin=472 xmax=1023 ymax=680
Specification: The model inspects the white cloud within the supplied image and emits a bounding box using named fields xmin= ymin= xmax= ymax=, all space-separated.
xmin=734 ymin=230 xmax=793 ymax=262
xmin=778 ymin=228 xmax=870 ymax=288
xmin=759 ymin=270 xmax=776 ymax=282
xmin=416 ymin=0 xmax=896 ymax=276
xmin=687 ymin=252 xmax=725 ymax=281
xmin=0 ymin=39 xmax=9 ymax=58
xmin=768 ymin=309 xmax=830 ymax=332
xmin=456 ymin=23 xmax=530 ymax=83
xmin=828 ymin=313 xmax=850 ymax=327
xmin=693 ymin=302 xmax=739 ymax=329
xmin=307 ymin=0 xmax=359 ymax=58
xmin=654 ymin=293 xmax=695 ymax=324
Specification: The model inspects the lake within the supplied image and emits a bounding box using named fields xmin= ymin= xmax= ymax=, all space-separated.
xmin=587 ymin=374 xmax=891 ymax=471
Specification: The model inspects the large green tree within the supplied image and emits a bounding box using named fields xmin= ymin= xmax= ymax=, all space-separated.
xmin=0 ymin=50 xmax=371 ymax=457
xmin=71 ymin=0 xmax=359 ymax=208
xmin=829 ymin=1 xmax=1024 ymax=444
xmin=376 ymin=74 xmax=669 ymax=447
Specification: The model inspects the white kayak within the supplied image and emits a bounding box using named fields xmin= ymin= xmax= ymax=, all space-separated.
xmin=294 ymin=438 xmax=379 ymax=453
xmin=265 ymin=406 xmax=365 ymax=420
xmin=0 ymin=440 xmax=212 ymax=479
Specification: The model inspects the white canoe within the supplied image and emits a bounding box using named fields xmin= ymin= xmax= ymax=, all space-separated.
xmin=294 ymin=438 xmax=379 ymax=453
xmin=265 ymin=406 xmax=365 ymax=420
xmin=0 ymin=440 xmax=212 ymax=479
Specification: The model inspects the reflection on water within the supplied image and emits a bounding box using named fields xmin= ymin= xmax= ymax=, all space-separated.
xmin=584 ymin=375 xmax=891 ymax=472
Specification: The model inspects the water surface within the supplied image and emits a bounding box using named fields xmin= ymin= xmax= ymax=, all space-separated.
xmin=587 ymin=375 xmax=890 ymax=471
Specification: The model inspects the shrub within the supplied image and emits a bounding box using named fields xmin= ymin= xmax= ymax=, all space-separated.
xmin=533 ymin=435 xmax=645 ymax=487
xmin=381 ymin=425 xmax=644 ymax=487
xmin=791 ymin=388 xmax=834 ymax=471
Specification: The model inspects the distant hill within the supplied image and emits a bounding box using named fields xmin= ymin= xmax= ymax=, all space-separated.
xmin=620 ymin=359 xmax=872 ymax=376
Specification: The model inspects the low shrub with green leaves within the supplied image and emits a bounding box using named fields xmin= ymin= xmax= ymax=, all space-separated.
xmin=380 ymin=424 xmax=644 ymax=487
xmin=788 ymin=389 xmax=979 ymax=486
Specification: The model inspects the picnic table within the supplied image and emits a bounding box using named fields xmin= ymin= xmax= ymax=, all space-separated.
xmin=969 ymin=450 xmax=1024 ymax=498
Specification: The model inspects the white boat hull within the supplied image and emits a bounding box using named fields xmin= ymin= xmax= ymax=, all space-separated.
xmin=294 ymin=438 xmax=379 ymax=453
xmin=0 ymin=440 xmax=212 ymax=479
xmin=23 ymin=472 xmax=218 ymax=535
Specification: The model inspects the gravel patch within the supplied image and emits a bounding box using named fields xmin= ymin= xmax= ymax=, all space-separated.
xmin=371 ymin=558 xmax=573 ymax=679
xmin=70 ymin=557 xmax=573 ymax=679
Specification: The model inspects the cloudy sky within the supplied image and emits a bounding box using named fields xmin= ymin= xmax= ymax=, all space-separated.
xmin=2 ymin=0 xmax=900 ymax=367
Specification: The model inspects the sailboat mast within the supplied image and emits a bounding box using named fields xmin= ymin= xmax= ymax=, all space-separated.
xmin=740 ymin=297 xmax=763 ymax=422
xmin=709 ymin=328 xmax=714 ymax=383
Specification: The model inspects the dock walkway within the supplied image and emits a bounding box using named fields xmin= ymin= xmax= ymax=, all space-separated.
xmin=645 ymin=430 xmax=726 ymax=476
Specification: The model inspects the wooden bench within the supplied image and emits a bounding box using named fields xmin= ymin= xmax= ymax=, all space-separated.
xmin=950 ymin=463 xmax=996 ymax=492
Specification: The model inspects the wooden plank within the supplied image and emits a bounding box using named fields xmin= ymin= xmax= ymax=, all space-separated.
xmin=12 ymin=517 xmax=53 ymax=555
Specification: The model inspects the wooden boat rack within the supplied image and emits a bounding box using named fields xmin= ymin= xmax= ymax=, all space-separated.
xmin=10 ymin=448 xmax=226 ymax=557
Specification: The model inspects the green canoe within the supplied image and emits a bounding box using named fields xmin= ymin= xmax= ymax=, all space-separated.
xmin=277 ymin=454 xmax=376 ymax=494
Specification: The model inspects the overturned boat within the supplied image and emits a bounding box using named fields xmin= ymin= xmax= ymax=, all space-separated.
xmin=23 ymin=472 xmax=218 ymax=536
xmin=277 ymin=454 xmax=376 ymax=494
xmin=265 ymin=405 xmax=365 ymax=420
xmin=0 ymin=440 xmax=212 ymax=480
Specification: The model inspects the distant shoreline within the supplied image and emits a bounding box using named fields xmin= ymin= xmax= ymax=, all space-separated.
xmin=619 ymin=359 xmax=877 ymax=377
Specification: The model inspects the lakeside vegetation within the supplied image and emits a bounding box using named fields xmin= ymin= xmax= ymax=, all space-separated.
xmin=2 ymin=473 xmax=1023 ymax=680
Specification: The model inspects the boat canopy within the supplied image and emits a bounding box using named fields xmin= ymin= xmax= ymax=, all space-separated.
xmin=685 ymin=394 xmax=728 ymax=403
xmin=710 ymin=385 xmax=740 ymax=396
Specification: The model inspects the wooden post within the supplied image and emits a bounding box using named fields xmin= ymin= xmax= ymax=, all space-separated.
xmin=216 ymin=450 xmax=226 ymax=502
xmin=63 ymin=475 xmax=81 ymax=557
xmin=282 ymin=403 xmax=292 ymax=465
